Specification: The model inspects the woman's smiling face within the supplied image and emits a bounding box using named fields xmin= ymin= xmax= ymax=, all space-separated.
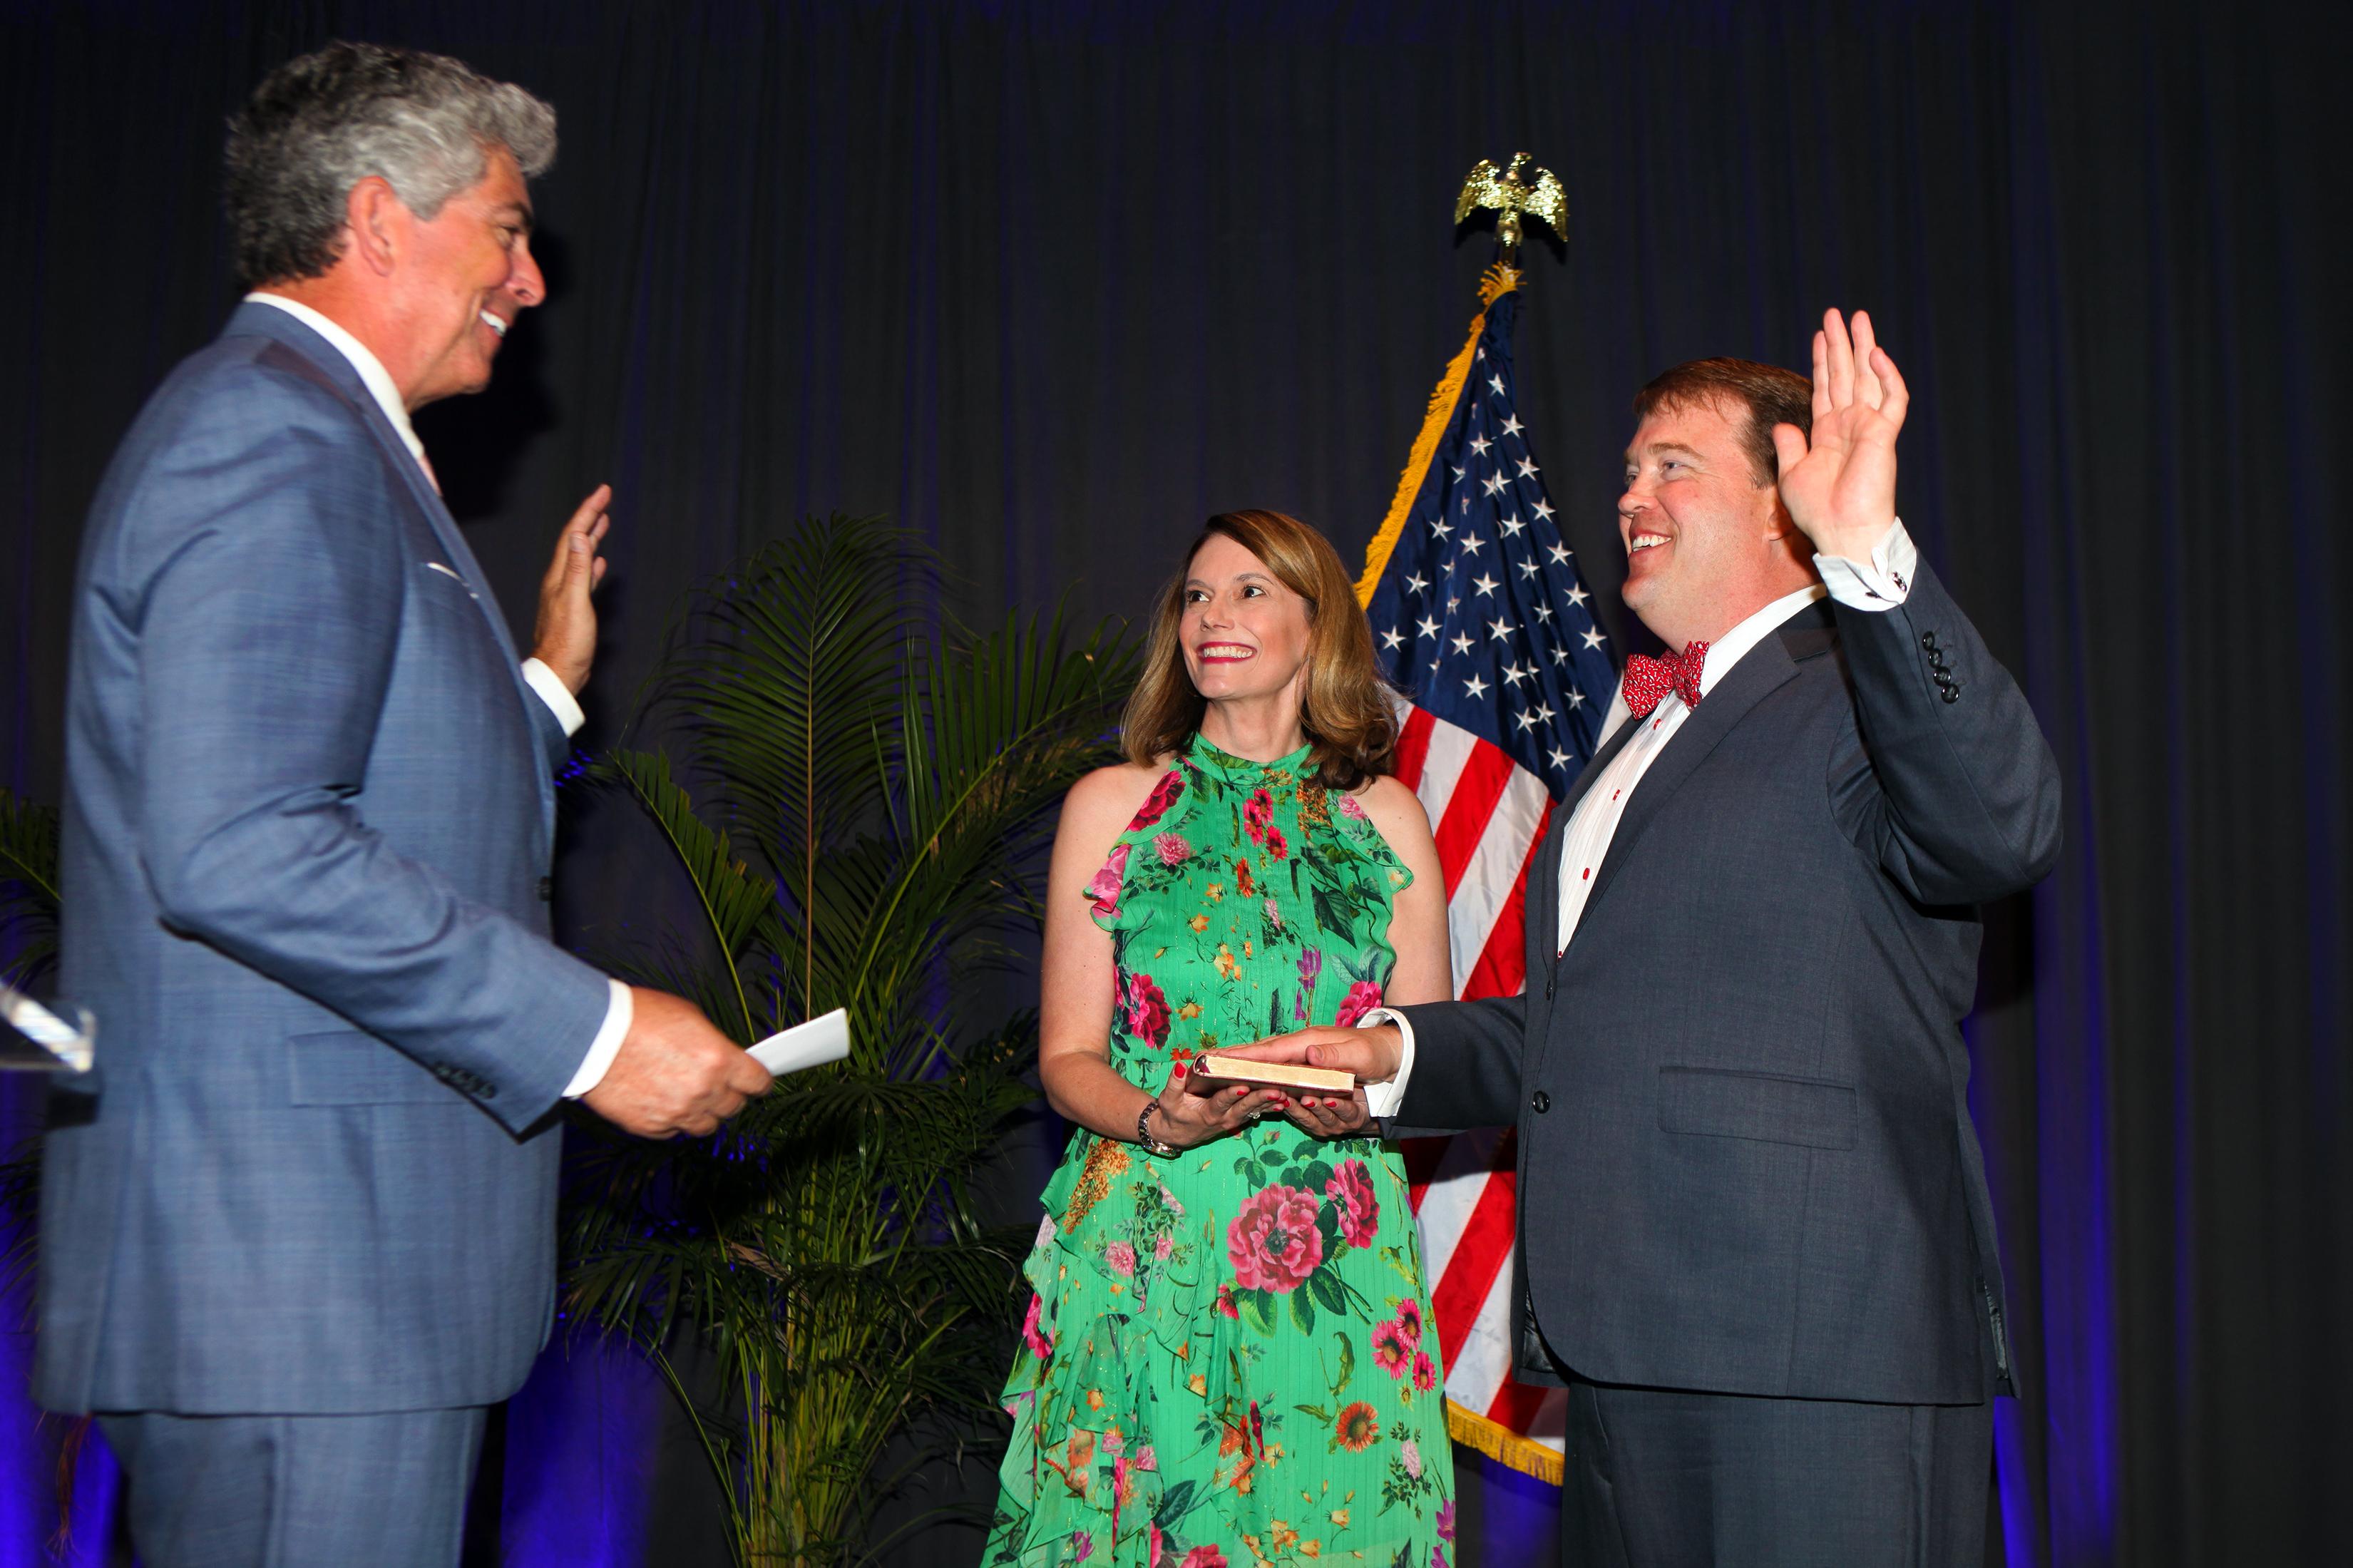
xmin=1181 ymin=531 xmax=1314 ymax=704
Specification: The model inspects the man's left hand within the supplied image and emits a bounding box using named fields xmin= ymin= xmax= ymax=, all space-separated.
xmin=1772 ymin=309 xmax=1907 ymax=560
xmin=530 ymin=483 xmax=612 ymax=696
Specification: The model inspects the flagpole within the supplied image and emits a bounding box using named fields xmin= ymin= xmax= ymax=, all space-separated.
xmin=1358 ymin=151 xmax=1607 ymax=1489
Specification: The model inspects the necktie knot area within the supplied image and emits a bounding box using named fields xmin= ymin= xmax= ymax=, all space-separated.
xmin=1621 ymin=641 xmax=1708 ymax=718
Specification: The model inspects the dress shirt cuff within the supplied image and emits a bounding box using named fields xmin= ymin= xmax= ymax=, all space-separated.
xmin=1813 ymin=517 xmax=1918 ymax=612
xmin=563 ymin=979 xmax=634 ymax=1098
xmin=521 ymin=657 xmax=587 ymax=737
xmin=1351 ymin=1007 xmax=1418 ymax=1119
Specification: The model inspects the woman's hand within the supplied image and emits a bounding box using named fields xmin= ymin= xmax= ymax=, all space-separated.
xmin=1149 ymin=1060 xmax=1289 ymax=1150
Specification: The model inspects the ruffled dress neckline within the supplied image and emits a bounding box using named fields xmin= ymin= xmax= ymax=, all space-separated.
xmin=1183 ymin=731 xmax=1315 ymax=779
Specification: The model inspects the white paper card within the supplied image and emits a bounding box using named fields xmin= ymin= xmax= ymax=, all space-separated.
xmin=1 ymin=984 xmax=95 ymax=1072
xmin=748 ymin=1008 xmax=851 ymax=1077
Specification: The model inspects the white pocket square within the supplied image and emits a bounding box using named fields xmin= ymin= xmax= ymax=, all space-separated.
xmin=422 ymin=561 xmax=480 ymax=601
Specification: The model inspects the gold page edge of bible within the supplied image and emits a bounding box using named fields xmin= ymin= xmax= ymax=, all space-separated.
xmin=1191 ymin=1052 xmax=1356 ymax=1093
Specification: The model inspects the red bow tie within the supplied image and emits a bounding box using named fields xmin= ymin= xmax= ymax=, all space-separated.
xmin=1621 ymin=642 xmax=1710 ymax=718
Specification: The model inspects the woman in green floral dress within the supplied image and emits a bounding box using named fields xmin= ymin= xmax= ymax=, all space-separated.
xmin=985 ymin=512 xmax=1457 ymax=1568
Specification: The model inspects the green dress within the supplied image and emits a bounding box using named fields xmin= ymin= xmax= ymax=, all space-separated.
xmin=985 ymin=734 xmax=1456 ymax=1568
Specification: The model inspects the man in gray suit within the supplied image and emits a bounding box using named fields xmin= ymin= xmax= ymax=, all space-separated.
xmin=37 ymin=42 xmax=771 ymax=1567
xmin=1246 ymin=312 xmax=2061 ymax=1564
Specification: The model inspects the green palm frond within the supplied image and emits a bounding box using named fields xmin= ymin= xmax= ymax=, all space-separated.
xmin=855 ymin=606 xmax=1135 ymax=1013
xmin=565 ymin=517 xmax=1134 ymax=1566
xmin=652 ymin=517 xmax=928 ymax=1009
xmin=594 ymin=748 xmax=788 ymax=1042
xmin=0 ymin=788 xmax=61 ymax=989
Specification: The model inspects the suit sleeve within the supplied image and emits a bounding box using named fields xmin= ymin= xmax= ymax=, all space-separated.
xmin=1828 ymin=557 xmax=2064 ymax=906
xmin=126 ymin=374 xmax=609 ymax=1130
xmin=1387 ymin=993 xmax=1529 ymax=1137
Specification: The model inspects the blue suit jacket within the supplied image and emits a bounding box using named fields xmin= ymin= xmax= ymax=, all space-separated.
xmin=36 ymin=303 xmax=613 ymax=1415
xmin=1396 ymin=570 xmax=2062 ymax=1405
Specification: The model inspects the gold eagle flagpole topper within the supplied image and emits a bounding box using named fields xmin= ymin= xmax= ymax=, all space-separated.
xmin=1455 ymin=150 xmax=1568 ymax=268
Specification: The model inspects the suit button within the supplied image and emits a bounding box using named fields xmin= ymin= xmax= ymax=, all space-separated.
xmin=1544 ymin=975 xmax=1556 ymax=1001
xmin=1532 ymin=1090 xmax=1552 ymax=1114
xmin=1920 ymin=631 xmax=1939 ymax=651
xmin=1942 ymin=685 xmax=1962 ymax=704
xmin=538 ymin=876 xmax=554 ymax=902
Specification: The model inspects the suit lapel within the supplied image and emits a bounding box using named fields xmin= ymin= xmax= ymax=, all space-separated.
xmin=1561 ymin=710 xmax=1641 ymax=818
xmin=379 ymin=431 xmax=525 ymax=663
xmin=224 ymin=304 xmax=523 ymax=666
xmin=1517 ymin=713 xmax=1633 ymax=995
xmin=1524 ymin=804 xmax=1568 ymax=976
xmin=1519 ymin=707 xmax=1634 ymax=1025
xmin=1517 ymin=712 xmax=1639 ymax=1073
xmin=222 ymin=305 xmax=550 ymax=826
xmin=1574 ymin=605 xmax=1828 ymax=926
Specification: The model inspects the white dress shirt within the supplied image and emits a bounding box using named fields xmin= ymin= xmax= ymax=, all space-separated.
xmin=1362 ymin=521 xmax=1921 ymax=1109
xmin=246 ymin=292 xmax=631 ymax=1097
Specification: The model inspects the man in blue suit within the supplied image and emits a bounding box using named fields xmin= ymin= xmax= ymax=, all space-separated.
xmin=1246 ymin=312 xmax=2061 ymax=1564
xmin=37 ymin=43 xmax=772 ymax=1567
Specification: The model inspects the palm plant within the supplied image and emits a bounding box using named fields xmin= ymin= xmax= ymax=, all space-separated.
xmin=0 ymin=786 xmax=61 ymax=990
xmin=1 ymin=786 xmax=63 ymax=1290
xmin=563 ymin=513 xmax=1137 ymax=1567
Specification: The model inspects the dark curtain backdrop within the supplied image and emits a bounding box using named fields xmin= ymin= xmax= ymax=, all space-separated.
xmin=4 ymin=1 xmax=2349 ymax=1564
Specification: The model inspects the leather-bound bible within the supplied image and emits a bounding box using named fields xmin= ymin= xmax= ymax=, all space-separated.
xmin=1188 ymin=1051 xmax=1355 ymax=1094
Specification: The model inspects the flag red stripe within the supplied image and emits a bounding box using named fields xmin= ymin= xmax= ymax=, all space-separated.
xmin=1428 ymin=1145 xmax=1519 ymax=1365
xmin=1431 ymin=742 xmax=1517 ymax=898
xmin=1458 ymin=801 xmax=1553 ymax=1002
xmin=1484 ymin=1373 xmax=1553 ymax=1432
xmin=1400 ymin=1135 xmax=1450 ymax=1212
xmin=1392 ymin=706 xmax=1437 ymax=792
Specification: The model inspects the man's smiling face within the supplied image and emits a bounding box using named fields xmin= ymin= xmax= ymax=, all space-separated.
xmin=399 ymin=147 xmax=543 ymax=409
xmin=1616 ymin=396 xmax=1795 ymax=649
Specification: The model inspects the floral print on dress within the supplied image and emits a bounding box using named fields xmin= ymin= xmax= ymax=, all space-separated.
xmin=987 ymin=734 xmax=1449 ymax=1568
xmin=1123 ymin=973 xmax=1172 ymax=1050
xmin=1332 ymin=980 xmax=1385 ymax=1030
xmin=1090 ymin=842 xmax=1132 ymax=922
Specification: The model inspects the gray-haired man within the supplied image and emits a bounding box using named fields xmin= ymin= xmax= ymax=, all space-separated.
xmin=39 ymin=42 xmax=769 ymax=1565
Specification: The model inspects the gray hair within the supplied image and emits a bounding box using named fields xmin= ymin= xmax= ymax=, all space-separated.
xmin=225 ymin=41 xmax=556 ymax=287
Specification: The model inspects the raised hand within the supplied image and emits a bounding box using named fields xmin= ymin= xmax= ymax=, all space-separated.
xmin=530 ymin=483 xmax=613 ymax=695
xmin=1770 ymin=309 xmax=1907 ymax=561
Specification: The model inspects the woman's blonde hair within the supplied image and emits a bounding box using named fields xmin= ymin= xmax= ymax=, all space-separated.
xmin=1122 ymin=510 xmax=1398 ymax=791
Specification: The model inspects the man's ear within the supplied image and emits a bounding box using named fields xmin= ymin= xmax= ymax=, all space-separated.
xmin=1759 ymin=480 xmax=1799 ymax=545
xmin=343 ymin=176 xmax=405 ymax=277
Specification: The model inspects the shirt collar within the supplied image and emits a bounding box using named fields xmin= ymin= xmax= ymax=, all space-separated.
xmin=243 ymin=292 xmax=426 ymax=468
xmin=1695 ymin=583 xmax=1830 ymax=697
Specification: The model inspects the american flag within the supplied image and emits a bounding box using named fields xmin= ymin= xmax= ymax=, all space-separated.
xmin=1355 ymin=265 xmax=1619 ymax=1481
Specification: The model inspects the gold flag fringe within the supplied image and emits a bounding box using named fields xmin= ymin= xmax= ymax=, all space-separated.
xmin=1445 ymin=1396 xmax=1565 ymax=1486
xmin=1353 ymin=264 xmax=1524 ymax=610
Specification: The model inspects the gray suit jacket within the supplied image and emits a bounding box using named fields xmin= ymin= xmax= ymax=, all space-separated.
xmin=36 ymin=303 xmax=612 ymax=1415
xmin=1396 ymin=570 xmax=2061 ymax=1405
